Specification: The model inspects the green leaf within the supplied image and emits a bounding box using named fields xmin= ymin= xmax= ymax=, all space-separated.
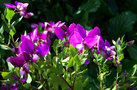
xmin=0 ymin=44 xmax=10 ymax=50
xmin=128 ymin=64 xmax=137 ymax=76
xmin=23 ymin=83 xmax=31 ymax=89
xmin=107 ymin=11 xmax=136 ymax=39
xmin=56 ymin=61 xmax=64 ymax=74
xmin=129 ymin=76 xmax=137 ymax=81
xmin=1 ymin=72 xmax=12 ymax=79
xmin=49 ymin=74 xmax=69 ymax=89
xmin=2 ymin=23 xmax=10 ymax=33
xmin=117 ymin=65 xmax=122 ymax=73
xmin=38 ymin=82 xmax=45 ymax=89
xmin=83 ymin=77 xmax=89 ymax=87
xmin=0 ymin=25 xmax=4 ymax=34
xmin=74 ymin=76 xmax=83 ymax=90
xmin=79 ymin=0 xmax=101 ymax=13
xmin=69 ymin=45 xmax=78 ymax=57
xmin=12 ymin=16 xmax=23 ymax=26
xmin=37 ymin=25 xmax=43 ymax=32
xmin=74 ymin=55 xmax=81 ymax=65
xmin=26 ymin=74 xmax=32 ymax=83
xmin=7 ymin=62 xmax=14 ymax=71
xmin=67 ymin=57 xmax=74 ymax=68
xmin=6 ymin=8 xmax=15 ymax=21
xmin=97 ymin=72 xmax=106 ymax=82
xmin=9 ymin=26 xmax=16 ymax=36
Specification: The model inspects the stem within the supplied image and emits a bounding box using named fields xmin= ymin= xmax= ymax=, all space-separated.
xmin=72 ymin=65 xmax=79 ymax=90
xmin=39 ymin=70 xmax=47 ymax=90
xmin=59 ymin=75 xmax=72 ymax=89
xmin=115 ymin=72 xmax=119 ymax=90
xmin=96 ymin=55 xmax=104 ymax=90
xmin=11 ymin=35 xmax=16 ymax=48
xmin=98 ymin=65 xmax=103 ymax=90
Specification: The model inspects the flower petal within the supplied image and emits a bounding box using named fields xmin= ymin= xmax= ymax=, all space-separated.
xmin=77 ymin=24 xmax=86 ymax=38
xmin=69 ymin=31 xmax=83 ymax=47
xmin=4 ymin=3 xmax=16 ymax=9
xmin=36 ymin=44 xmax=49 ymax=57
xmin=54 ymin=27 xmax=65 ymax=40
xmin=7 ymin=54 xmax=25 ymax=67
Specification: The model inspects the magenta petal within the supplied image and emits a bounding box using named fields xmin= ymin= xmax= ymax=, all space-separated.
xmin=7 ymin=54 xmax=25 ymax=67
xmin=31 ymin=23 xmax=38 ymax=29
xmin=20 ymin=69 xmax=26 ymax=76
xmin=21 ymin=12 xmax=34 ymax=18
xmin=69 ymin=31 xmax=83 ymax=47
xmin=67 ymin=23 xmax=76 ymax=36
xmin=54 ymin=27 xmax=65 ymax=40
xmin=36 ymin=44 xmax=49 ymax=57
xmin=77 ymin=24 xmax=86 ymax=38
xmin=23 ymin=63 xmax=29 ymax=73
xmin=31 ymin=29 xmax=37 ymax=42
xmin=20 ymin=35 xmax=34 ymax=54
xmin=32 ymin=54 xmax=40 ymax=62
xmin=88 ymin=26 xmax=101 ymax=36
xmin=105 ymin=40 xmax=111 ymax=47
xmin=38 ymin=22 xmax=45 ymax=28
xmin=84 ymin=36 xmax=100 ymax=48
xmin=1 ymin=85 xmax=8 ymax=90
xmin=4 ymin=3 xmax=16 ymax=9
xmin=84 ymin=59 xmax=90 ymax=65
xmin=37 ymin=32 xmax=47 ymax=40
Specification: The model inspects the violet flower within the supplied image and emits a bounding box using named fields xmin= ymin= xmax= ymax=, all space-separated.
xmin=4 ymin=1 xmax=34 ymax=18
xmin=84 ymin=59 xmax=90 ymax=65
xmin=127 ymin=40 xmax=135 ymax=46
xmin=19 ymin=35 xmax=34 ymax=54
xmin=44 ymin=21 xmax=66 ymax=39
xmin=99 ymin=40 xmax=116 ymax=59
xmin=36 ymin=43 xmax=49 ymax=57
xmin=84 ymin=26 xmax=102 ymax=49
xmin=6 ymin=54 xmax=25 ymax=67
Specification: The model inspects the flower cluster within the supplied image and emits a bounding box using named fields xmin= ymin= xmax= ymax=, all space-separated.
xmin=4 ymin=1 xmax=33 ymax=18
xmin=2 ymin=19 xmax=118 ymax=89
xmin=7 ymin=21 xmax=117 ymax=73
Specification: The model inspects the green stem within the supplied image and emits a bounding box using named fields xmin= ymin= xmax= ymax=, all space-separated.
xmin=59 ymin=75 xmax=72 ymax=89
xmin=72 ymin=65 xmax=79 ymax=90
xmin=96 ymin=55 xmax=104 ymax=90
xmin=115 ymin=72 xmax=119 ymax=90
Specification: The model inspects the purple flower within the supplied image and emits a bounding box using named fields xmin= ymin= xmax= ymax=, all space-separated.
xmin=54 ymin=27 xmax=65 ymax=40
xmin=31 ymin=23 xmax=38 ymax=29
xmin=21 ymin=11 xmax=34 ymax=18
xmin=36 ymin=43 xmax=49 ymax=57
xmin=99 ymin=40 xmax=116 ymax=59
xmin=4 ymin=3 xmax=16 ymax=9
xmin=4 ymin=1 xmax=34 ymax=18
xmin=23 ymin=63 xmax=30 ymax=73
xmin=69 ymin=30 xmax=83 ymax=47
xmin=67 ymin=23 xmax=76 ymax=37
xmin=15 ymin=1 xmax=28 ymax=11
xmin=128 ymin=85 xmax=134 ymax=90
xmin=45 ymin=21 xmax=66 ymax=33
xmin=84 ymin=26 xmax=101 ymax=49
xmin=7 ymin=54 xmax=25 ymax=67
xmin=32 ymin=54 xmax=40 ymax=62
xmin=19 ymin=35 xmax=34 ymax=54
xmin=1 ymin=85 xmax=8 ymax=90
xmin=84 ymin=59 xmax=90 ymax=65
xmin=127 ymin=40 xmax=135 ymax=46
xmin=68 ymin=24 xmax=89 ymax=53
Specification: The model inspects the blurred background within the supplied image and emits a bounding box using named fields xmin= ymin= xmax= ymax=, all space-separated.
xmin=0 ymin=0 xmax=137 ymax=89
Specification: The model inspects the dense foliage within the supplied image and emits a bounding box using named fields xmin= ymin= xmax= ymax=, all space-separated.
xmin=0 ymin=0 xmax=137 ymax=90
